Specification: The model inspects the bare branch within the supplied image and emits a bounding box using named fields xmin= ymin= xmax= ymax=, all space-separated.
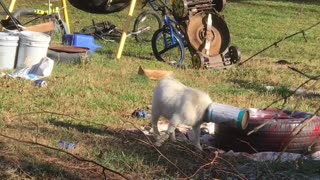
xmin=238 ymin=21 xmax=320 ymax=66
xmin=177 ymin=151 xmax=219 ymax=180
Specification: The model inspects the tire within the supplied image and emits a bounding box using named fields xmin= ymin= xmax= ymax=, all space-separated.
xmin=214 ymin=109 xmax=320 ymax=154
xmin=47 ymin=49 xmax=89 ymax=64
xmin=68 ymin=0 xmax=130 ymax=14
xmin=151 ymin=28 xmax=185 ymax=67
xmin=133 ymin=11 xmax=162 ymax=43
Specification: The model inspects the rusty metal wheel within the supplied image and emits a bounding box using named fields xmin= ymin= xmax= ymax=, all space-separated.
xmin=187 ymin=13 xmax=230 ymax=57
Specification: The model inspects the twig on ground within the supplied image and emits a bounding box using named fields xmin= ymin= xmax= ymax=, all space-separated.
xmin=123 ymin=120 xmax=189 ymax=178
xmin=216 ymin=156 xmax=247 ymax=179
xmin=236 ymin=139 xmax=259 ymax=153
xmin=177 ymin=151 xmax=219 ymax=180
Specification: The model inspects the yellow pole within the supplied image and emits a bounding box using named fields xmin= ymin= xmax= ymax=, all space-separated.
xmin=116 ymin=0 xmax=137 ymax=60
xmin=6 ymin=0 xmax=16 ymax=19
xmin=61 ymin=0 xmax=70 ymax=33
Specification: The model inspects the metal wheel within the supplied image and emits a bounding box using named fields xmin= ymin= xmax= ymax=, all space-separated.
xmin=228 ymin=45 xmax=241 ymax=63
xmin=133 ymin=11 xmax=162 ymax=43
xmin=10 ymin=9 xmax=68 ymax=41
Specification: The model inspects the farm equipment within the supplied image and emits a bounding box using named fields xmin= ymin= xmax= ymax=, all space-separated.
xmin=172 ymin=0 xmax=241 ymax=69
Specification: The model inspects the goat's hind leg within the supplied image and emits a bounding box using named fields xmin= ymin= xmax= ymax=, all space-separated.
xmin=151 ymin=111 xmax=163 ymax=146
xmin=192 ymin=124 xmax=202 ymax=150
xmin=167 ymin=114 xmax=181 ymax=142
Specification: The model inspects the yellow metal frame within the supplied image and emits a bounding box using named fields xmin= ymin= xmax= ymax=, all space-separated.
xmin=5 ymin=0 xmax=16 ymax=19
xmin=61 ymin=0 xmax=70 ymax=33
xmin=116 ymin=0 xmax=137 ymax=60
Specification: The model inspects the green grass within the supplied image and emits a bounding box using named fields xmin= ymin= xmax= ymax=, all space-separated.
xmin=0 ymin=0 xmax=319 ymax=179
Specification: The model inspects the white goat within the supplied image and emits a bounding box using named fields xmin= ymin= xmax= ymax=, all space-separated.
xmin=151 ymin=77 xmax=212 ymax=150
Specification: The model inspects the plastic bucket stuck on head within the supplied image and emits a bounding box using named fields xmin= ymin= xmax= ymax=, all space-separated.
xmin=16 ymin=31 xmax=51 ymax=69
xmin=0 ymin=32 xmax=19 ymax=70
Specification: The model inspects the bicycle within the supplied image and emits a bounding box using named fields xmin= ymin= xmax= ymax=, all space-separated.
xmin=152 ymin=0 xmax=241 ymax=69
xmin=1 ymin=0 xmax=69 ymax=40
xmin=150 ymin=0 xmax=186 ymax=67
xmin=79 ymin=0 xmax=162 ymax=43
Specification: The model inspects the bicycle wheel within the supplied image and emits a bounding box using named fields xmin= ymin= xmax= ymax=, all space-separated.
xmin=11 ymin=9 xmax=68 ymax=41
xmin=152 ymin=28 xmax=185 ymax=67
xmin=133 ymin=11 xmax=162 ymax=43
xmin=49 ymin=15 xmax=69 ymax=41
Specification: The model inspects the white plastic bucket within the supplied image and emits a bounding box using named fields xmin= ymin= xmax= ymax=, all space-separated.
xmin=0 ymin=32 xmax=19 ymax=70
xmin=16 ymin=31 xmax=51 ymax=69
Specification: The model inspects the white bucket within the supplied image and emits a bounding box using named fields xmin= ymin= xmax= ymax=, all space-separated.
xmin=0 ymin=32 xmax=19 ymax=70
xmin=16 ymin=31 xmax=51 ymax=69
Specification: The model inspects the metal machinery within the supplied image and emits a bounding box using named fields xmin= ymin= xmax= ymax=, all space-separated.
xmin=172 ymin=0 xmax=241 ymax=69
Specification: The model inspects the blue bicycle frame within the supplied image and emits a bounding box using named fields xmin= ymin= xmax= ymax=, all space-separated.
xmin=150 ymin=0 xmax=184 ymax=49
xmin=149 ymin=0 xmax=187 ymax=67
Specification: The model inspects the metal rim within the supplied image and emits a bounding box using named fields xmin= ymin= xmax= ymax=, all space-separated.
xmin=187 ymin=13 xmax=230 ymax=56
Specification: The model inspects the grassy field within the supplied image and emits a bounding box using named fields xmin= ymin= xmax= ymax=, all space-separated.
xmin=0 ymin=0 xmax=319 ymax=179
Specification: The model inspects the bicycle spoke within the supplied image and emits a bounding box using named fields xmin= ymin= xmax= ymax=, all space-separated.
xmin=158 ymin=43 xmax=181 ymax=55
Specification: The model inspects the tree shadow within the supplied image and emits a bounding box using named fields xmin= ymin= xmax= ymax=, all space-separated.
xmin=0 ymin=150 xmax=103 ymax=179
xmin=46 ymin=117 xmax=220 ymax=178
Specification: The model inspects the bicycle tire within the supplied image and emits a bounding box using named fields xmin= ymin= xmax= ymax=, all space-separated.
xmin=133 ymin=11 xmax=162 ymax=43
xmin=12 ymin=9 xmax=68 ymax=39
xmin=151 ymin=28 xmax=185 ymax=67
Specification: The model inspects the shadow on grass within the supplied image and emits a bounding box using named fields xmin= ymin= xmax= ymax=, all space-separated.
xmin=45 ymin=118 xmax=320 ymax=179
xmin=0 ymin=152 xmax=101 ymax=179
xmin=2 ymin=117 xmax=319 ymax=179
xmin=46 ymin=117 xmax=219 ymax=178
